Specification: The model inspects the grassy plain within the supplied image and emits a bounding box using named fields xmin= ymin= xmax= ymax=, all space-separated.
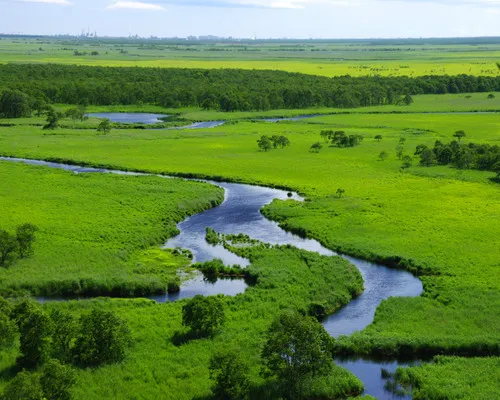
xmin=1 ymin=37 xmax=500 ymax=77
xmin=0 ymin=238 xmax=365 ymax=399
xmin=1 ymin=105 xmax=499 ymax=397
xmin=0 ymin=161 xmax=224 ymax=296
xmin=0 ymin=111 xmax=498 ymax=345
xmin=395 ymin=356 xmax=500 ymax=400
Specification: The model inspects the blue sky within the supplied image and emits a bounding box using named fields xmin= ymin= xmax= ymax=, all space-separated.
xmin=1 ymin=0 xmax=500 ymax=38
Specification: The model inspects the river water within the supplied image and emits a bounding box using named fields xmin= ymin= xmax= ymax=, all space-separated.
xmin=1 ymin=156 xmax=423 ymax=399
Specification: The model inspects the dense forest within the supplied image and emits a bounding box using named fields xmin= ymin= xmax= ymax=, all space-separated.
xmin=0 ymin=64 xmax=499 ymax=112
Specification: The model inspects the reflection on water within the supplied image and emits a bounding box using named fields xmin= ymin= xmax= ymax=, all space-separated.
xmin=86 ymin=113 xmax=167 ymax=124
xmin=151 ymin=274 xmax=248 ymax=303
xmin=336 ymin=359 xmax=416 ymax=400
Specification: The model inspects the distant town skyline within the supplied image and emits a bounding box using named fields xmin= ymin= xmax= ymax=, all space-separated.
xmin=1 ymin=0 xmax=499 ymax=39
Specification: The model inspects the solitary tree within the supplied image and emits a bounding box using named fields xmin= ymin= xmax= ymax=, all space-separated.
xmin=43 ymin=108 xmax=59 ymax=130
xmin=336 ymin=188 xmax=345 ymax=198
xmin=16 ymin=224 xmax=38 ymax=258
xmin=395 ymin=145 xmax=405 ymax=160
xmin=375 ymin=135 xmax=383 ymax=142
xmin=399 ymin=137 xmax=406 ymax=145
xmin=209 ymin=349 xmax=250 ymax=400
xmin=453 ymin=130 xmax=466 ymax=142
xmin=310 ymin=142 xmax=323 ymax=153
xmin=96 ymin=119 xmax=111 ymax=135
xmin=182 ymin=295 xmax=225 ymax=337
xmin=378 ymin=151 xmax=388 ymax=161
xmin=261 ymin=311 xmax=334 ymax=397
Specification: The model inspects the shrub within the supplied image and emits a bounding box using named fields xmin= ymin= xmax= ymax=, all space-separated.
xmin=182 ymin=295 xmax=225 ymax=337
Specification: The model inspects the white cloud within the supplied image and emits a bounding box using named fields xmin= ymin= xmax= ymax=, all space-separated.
xmin=150 ymin=0 xmax=499 ymax=8
xmin=219 ymin=0 xmax=356 ymax=8
xmin=18 ymin=0 xmax=71 ymax=4
xmin=107 ymin=1 xmax=165 ymax=10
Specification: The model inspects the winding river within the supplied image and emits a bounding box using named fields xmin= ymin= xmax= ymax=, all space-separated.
xmin=1 ymin=155 xmax=422 ymax=399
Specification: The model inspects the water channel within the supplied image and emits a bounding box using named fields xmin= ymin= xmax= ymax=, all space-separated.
xmin=1 ymin=155 xmax=423 ymax=399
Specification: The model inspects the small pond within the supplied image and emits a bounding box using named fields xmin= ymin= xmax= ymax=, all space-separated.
xmin=86 ymin=113 xmax=168 ymax=124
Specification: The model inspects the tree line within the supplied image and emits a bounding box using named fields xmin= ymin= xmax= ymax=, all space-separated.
xmin=1 ymin=64 xmax=499 ymax=114
xmin=415 ymin=135 xmax=500 ymax=177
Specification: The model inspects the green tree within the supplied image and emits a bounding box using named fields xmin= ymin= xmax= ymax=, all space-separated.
xmin=0 ymin=90 xmax=33 ymax=118
xmin=11 ymin=299 xmax=53 ymax=369
xmin=277 ymin=136 xmax=291 ymax=148
xmin=40 ymin=359 xmax=77 ymax=400
xmin=0 ymin=311 xmax=17 ymax=349
xmin=50 ymin=310 xmax=77 ymax=363
xmin=43 ymin=108 xmax=59 ymax=130
xmin=453 ymin=147 xmax=474 ymax=169
xmin=399 ymin=137 xmax=407 ymax=145
xmin=453 ymin=130 xmax=466 ymax=142
xmin=2 ymin=370 xmax=43 ymax=400
xmin=0 ymin=229 xmax=19 ymax=267
xmin=257 ymin=135 xmax=273 ymax=152
xmin=182 ymin=295 xmax=225 ymax=337
xmin=336 ymin=188 xmax=345 ymax=198
xmin=378 ymin=151 xmax=388 ymax=161
xmin=96 ymin=118 xmax=111 ymax=135
xmin=401 ymin=155 xmax=413 ymax=170
xmin=209 ymin=349 xmax=250 ymax=400
xmin=414 ymin=144 xmax=428 ymax=156
xmin=16 ymin=223 xmax=37 ymax=258
xmin=310 ymin=142 xmax=323 ymax=153
xmin=65 ymin=106 xmax=86 ymax=121
xmin=419 ymin=148 xmax=438 ymax=167
xmin=396 ymin=145 xmax=405 ymax=160
xmin=260 ymin=311 xmax=334 ymax=397
xmin=493 ymin=161 xmax=500 ymax=178
xmin=73 ymin=308 xmax=131 ymax=367
xmin=375 ymin=134 xmax=383 ymax=142
xmin=320 ymin=130 xmax=332 ymax=142
xmin=403 ymin=94 xmax=414 ymax=105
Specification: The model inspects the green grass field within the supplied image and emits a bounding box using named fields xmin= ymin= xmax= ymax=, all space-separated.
xmin=0 ymin=218 xmax=365 ymax=399
xmin=0 ymin=161 xmax=224 ymax=296
xmin=1 ymin=37 xmax=499 ymax=77
xmin=1 ymin=104 xmax=499 ymax=397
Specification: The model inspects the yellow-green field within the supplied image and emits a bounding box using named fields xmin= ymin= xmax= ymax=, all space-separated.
xmin=1 ymin=37 xmax=499 ymax=77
